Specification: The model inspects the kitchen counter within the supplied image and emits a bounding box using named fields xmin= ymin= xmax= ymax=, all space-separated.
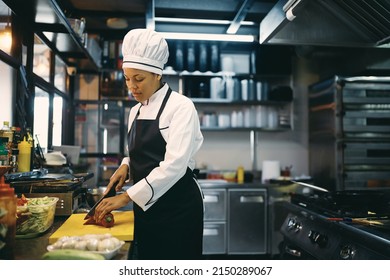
xmin=14 ymin=216 xmax=131 ymax=260
xmin=13 ymin=181 xmax=300 ymax=260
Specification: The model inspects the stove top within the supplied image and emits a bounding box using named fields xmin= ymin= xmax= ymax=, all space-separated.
xmin=280 ymin=189 xmax=390 ymax=259
xmin=290 ymin=189 xmax=390 ymax=218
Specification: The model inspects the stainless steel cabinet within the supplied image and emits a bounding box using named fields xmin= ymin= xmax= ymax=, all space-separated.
xmin=202 ymin=188 xmax=227 ymax=254
xmin=228 ymin=188 xmax=267 ymax=254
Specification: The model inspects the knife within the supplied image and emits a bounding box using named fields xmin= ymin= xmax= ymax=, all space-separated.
xmin=84 ymin=185 xmax=117 ymax=220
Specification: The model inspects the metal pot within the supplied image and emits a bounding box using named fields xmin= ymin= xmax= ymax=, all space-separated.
xmin=86 ymin=187 xmax=107 ymax=208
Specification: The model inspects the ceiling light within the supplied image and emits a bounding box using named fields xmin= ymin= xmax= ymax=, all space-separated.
xmin=226 ymin=0 xmax=256 ymax=34
xmin=0 ymin=9 xmax=12 ymax=53
xmin=0 ymin=26 xmax=12 ymax=52
xmin=155 ymin=17 xmax=255 ymax=26
xmin=159 ymin=32 xmax=255 ymax=42
xmin=106 ymin=18 xmax=128 ymax=29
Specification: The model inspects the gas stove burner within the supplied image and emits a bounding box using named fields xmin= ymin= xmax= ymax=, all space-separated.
xmin=290 ymin=189 xmax=390 ymax=218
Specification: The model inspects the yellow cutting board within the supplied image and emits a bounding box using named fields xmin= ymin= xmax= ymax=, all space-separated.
xmin=49 ymin=211 xmax=134 ymax=243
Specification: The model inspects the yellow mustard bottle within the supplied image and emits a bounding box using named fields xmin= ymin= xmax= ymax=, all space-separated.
xmin=237 ymin=165 xmax=244 ymax=184
xmin=17 ymin=137 xmax=32 ymax=172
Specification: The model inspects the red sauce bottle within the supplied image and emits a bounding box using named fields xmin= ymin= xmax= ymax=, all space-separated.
xmin=0 ymin=167 xmax=16 ymax=260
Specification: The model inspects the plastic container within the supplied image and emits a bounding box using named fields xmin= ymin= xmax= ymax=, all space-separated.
xmin=47 ymin=234 xmax=125 ymax=259
xmin=0 ymin=121 xmax=13 ymax=144
xmin=0 ymin=166 xmax=16 ymax=259
xmin=68 ymin=18 xmax=86 ymax=38
xmin=17 ymin=137 xmax=31 ymax=172
xmin=16 ymin=196 xmax=59 ymax=237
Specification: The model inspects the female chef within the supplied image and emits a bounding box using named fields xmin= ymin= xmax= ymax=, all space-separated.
xmin=95 ymin=28 xmax=204 ymax=260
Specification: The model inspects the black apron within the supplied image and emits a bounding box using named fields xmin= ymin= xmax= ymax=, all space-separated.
xmin=127 ymin=87 xmax=204 ymax=260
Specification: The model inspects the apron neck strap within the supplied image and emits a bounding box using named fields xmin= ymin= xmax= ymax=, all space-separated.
xmin=156 ymin=87 xmax=172 ymax=119
xmin=134 ymin=87 xmax=172 ymax=121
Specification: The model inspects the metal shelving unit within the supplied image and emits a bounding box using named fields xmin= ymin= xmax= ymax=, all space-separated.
xmin=4 ymin=0 xmax=101 ymax=72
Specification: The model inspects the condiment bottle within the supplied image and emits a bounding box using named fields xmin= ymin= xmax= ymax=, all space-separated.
xmin=237 ymin=165 xmax=244 ymax=184
xmin=0 ymin=138 xmax=8 ymax=166
xmin=0 ymin=168 xmax=16 ymax=260
xmin=10 ymin=149 xmax=19 ymax=173
xmin=17 ymin=137 xmax=32 ymax=172
xmin=0 ymin=121 xmax=13 ymax=144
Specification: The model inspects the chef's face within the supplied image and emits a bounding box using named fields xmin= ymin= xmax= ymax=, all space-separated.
xmin=123 ymin=68 xmax=161 ymax=103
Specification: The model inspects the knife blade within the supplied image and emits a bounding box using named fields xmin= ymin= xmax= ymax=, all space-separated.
xmin=84 ymin=185 xmax=117 ymax=220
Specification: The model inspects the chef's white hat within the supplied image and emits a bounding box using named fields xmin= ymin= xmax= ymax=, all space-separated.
xmin=122 ymin=28 xmax=169 ymax=75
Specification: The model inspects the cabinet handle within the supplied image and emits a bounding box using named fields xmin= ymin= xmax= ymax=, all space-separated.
xmin=239 ymin=195 xmax=264 ymax=203
xmin=204 ymin=195 xmax=219 ymax=203
xmin=203 ymin=228 xmax=219 ymax=236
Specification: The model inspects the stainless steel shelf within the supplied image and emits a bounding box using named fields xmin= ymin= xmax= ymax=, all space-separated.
xmin=200 ymin=126 xmax=290 ymax=132
xmin=4 ymin=0 xmax=101 ymax=71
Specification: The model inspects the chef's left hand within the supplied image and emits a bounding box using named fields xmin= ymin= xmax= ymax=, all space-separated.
xmin=95 ymin=193 xmax=132 ymax=223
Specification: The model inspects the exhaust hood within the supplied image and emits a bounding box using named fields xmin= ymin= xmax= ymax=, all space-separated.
xmin=259 ymin=0 xmax=390 ymax=47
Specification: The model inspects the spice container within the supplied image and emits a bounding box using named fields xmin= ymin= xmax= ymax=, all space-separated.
xmin=0 ymin=166 xmax=16 ymax=260
xmin=0 ymin=121 xmax=13 ymax=144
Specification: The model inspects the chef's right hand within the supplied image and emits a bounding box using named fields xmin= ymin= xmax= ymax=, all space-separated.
xmin=104 ymin=164 xmax=129 ymax=195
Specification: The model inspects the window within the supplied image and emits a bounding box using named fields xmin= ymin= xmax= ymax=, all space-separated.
xmin=33 ymin=37 xmax=51 ymax=82
xmin=33 ymin=88 xmax=49 ymax=152
xmin=0 ymin=60 xmax=14 ymax=125
xmin=52 ymin=94 xmax=63 ymax=146
xmin=54 ymin=55 xmax=66 ymax=92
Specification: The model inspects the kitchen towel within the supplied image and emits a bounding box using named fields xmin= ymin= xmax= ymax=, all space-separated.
xmin=261 ymin=160 xmax=280 ymax=183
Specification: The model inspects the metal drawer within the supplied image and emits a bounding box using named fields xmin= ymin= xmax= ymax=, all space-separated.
xmin=203 ymin=222 xmax=226 ymax=255
xmin=203 ymin=188 xmax=226 ymax=221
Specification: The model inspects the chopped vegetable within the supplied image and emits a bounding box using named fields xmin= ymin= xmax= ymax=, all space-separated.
xmin=16 ymin=194 xmax=28 ymax=206
xmin=0 ymin=224 xmax=7 ymax=238
xmin=83 ymin=212 xmax=115 ymax=228
xmin=16 ymin=196 xmax=58 ymax=235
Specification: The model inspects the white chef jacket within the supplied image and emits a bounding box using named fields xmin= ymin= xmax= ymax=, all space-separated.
xmin=121 ymin=83 xmax=204 ymax=211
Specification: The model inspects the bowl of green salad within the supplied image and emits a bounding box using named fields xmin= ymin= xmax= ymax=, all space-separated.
xmin=16 ymin=196 xmax=59 ymax=238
